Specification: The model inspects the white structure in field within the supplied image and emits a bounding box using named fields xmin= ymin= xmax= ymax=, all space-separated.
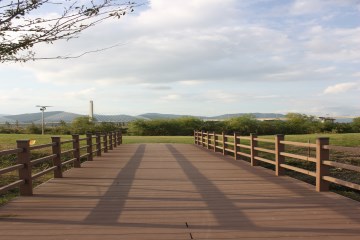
xmin=89 ymin=100 xmax=94 ymax=122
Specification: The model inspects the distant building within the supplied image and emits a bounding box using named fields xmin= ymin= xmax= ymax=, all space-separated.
xmin=318 ymin=117 xmax=336 ymax=123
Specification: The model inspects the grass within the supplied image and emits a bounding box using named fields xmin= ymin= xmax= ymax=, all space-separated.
xmin=0 ymin=134 xmax=194 ymax=150
xmin=0 ymin=134 xmax=74 ymax=150
xmin=284 ymin=133 xmax=360 ymax=146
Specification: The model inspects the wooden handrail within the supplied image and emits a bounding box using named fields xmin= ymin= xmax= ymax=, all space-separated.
xmin=254 ymin=147 xmax=275 ymax=154
xmin=323 ymin=145 xmax=360 ymax=154
xmin=0 ymin=164 xmax=24 ymax=175
xmin=0 ymin=148 xmax=23 ymax=156
xmin=194 ymin=130 xmax=360 ymax=193
xmin=0 ymin=130 xmax=122 ymax=197
xmin=322 ymin=161 xmax=360 ymax=173
xmin=29 ymin=143 xmax=56 ymax=150
xmin=30 ymin=154 xmax=57 ymax=166
xmin=254 ymin=156 xmax=275 ymax=165
xmin=254 ymin=138 xmax=275 ymax=143
xmin=280 ymin=152 xmax=316 ymax=163
xmin=280 ymin=140 xmax=317 ymax=148
xmin=61 ymin=139 xmax=74 ymax=144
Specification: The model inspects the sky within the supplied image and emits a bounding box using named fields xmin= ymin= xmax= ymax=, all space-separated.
xmin=1 ymin=0 xmax=360 ymax=117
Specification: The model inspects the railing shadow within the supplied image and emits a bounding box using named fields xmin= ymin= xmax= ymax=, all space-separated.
xmin=83 ymin=144 xmax=146 ymax=223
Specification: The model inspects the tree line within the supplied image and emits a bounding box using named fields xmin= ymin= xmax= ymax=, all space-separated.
xmin=0 ymin=117 xmax=119 ymax=135
xmin=1 ymin=114 xmax=360 ymax=136
xmin=127 ymin=113 xmax=360 ymax=136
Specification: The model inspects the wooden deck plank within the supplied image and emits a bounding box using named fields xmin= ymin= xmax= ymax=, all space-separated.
xmin=0 ymin=143 xmax=360 ymax=239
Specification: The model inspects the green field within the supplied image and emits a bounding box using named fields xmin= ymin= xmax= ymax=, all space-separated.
xmin=284 ymin=133 xmax=360 ymax=146
xmin=0 ymin=134 xmax=194 ymax=150
xmin=1 ymin=132 xmax=359 ymax=150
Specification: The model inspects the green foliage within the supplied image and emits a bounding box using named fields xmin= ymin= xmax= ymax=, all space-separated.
xmin=25 ymin=123 xmax=42 ymax=134
xmin=128 ymin=117 xmax=203 ymax=136
xmin=71 ymin=117 xmax=96 ymax=134
xmin=1 ymin=113 xmax=360 ymax=136
xmin=95 ymin=122 xmax=119 ymax=133
xmin=200 ymin=120 xmax=226 ymax=133
xmin=52 ymin=120 xmax=71 ymax=135
xmin=224 ymin=114 xmax=258 ymax=134
xmin=352 ymin=117 xmax=360 ymax=132
xmin=285 ymin=113 xmax=320 ymax=134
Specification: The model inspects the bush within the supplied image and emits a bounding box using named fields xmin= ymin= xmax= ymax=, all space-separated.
xmin=25 ymin=123 xmax=42 ymax=134
xmin=128 ymin=117 xmax=203 ymax=136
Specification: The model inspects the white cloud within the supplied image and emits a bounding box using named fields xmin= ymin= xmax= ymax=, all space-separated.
xmin=304 ymin=27 xmax=360 ymax=62
xmin=352 ymin=72 xmax=360 ymax=77
xmin=161 ymin=94 xmax=181 ymax=100
xmin=290 ymin=0 xmax=359 ymax=15
xmin=314 ymin=67 xmax=336 ymax=73
xmin=178 ymin=80 xmax=204 ymax=86
xmin=254 ymin=95 xmax=280 ymax=99
xmin=291 ymin=0 xmax=324 ymax=15
xmin=65 ymin=88 xmax=96 ymax=99
xmin=204 ymin=90 xmax=238 ymax=103
xmin=323 ymin=82 xmax=359 ymax=94
xmin=1 ymin=0 xmax=360 ymax=116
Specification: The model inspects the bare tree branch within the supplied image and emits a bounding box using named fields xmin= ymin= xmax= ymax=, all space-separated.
xmin=0 ymin=0 xmax=147 ymax=62
xmin=28 ymin=41 xmax=130 ymax=60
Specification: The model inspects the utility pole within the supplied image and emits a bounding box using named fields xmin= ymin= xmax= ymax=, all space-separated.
xmin=36 ymin=105 xmax=52 ymax=135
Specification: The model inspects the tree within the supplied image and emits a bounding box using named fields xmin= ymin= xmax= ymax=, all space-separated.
xmin=352 ymin=117 xmax=360 ymax=132
xmin=285 ymin=113 xmax=319 ymax=134
xmin=0 ymin=0 xmax=140 ymax=62
xmin=71 ymin=116 xmax=95 ymax=134
xmin=225 ymin=114 xmax=259 ymax=135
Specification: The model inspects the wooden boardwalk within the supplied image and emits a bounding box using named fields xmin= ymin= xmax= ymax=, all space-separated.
xmin=0 ymin=144 xmax=360 ymax=239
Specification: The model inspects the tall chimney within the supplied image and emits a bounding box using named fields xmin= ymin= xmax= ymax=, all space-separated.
xmin=89 ymin=100 xmax=94 ymax=122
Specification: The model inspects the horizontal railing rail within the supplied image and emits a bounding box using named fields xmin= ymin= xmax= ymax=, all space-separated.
xmin=194 ymin=130 xmax=360 ymax=193
xmin=0 ymin=130 xmax=123 ymax=196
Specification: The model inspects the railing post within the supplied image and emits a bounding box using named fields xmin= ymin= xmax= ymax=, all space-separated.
xmin=200 ymin=131 xmax=204 ymax=147
xmin=119 ymin=129 xmax=123 ymax=145
xmin=109 ymin=132 xmax=113 ymax=150
xmin=17 ymin=140 xmax=33 ymax=196
xmin=275 ymin=134 xmax=285 ymax=176
xmin=113 ymin=131 xmax=117 ymax=148
xmin=116 ymin=131 xmax=119 ymax=145
xmin=206 ymin=131 xmax=210 ymax=149
xmin=316 ymin=137 xmax=330 ymax=192
xmin=222 ymin=132 xmax=226 ymax=155
xmin=103 ymin=133 xmax=108 ymax=153
xmin=250 ymin=133 xmax=258 ymax=166
xmin=96 ymin=132 xmax=102 ymax=157
xmin=197 ymin=130 xmax=199 ymax=145
xmin=51 ymin=136 xmax=63 ymax=178
xmin=234 ymin=132 xmax=238 ymax=160
xmin=72 ymin=134 xmax=81 ymax=168
xmin=214 ymin=132 xmax=217 ymax=152
xmin=86 ymin=133 xmax=93 ymax=161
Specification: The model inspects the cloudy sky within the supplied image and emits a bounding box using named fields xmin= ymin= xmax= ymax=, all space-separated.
xmin=1 ymin=0 xmax=360 ymax=117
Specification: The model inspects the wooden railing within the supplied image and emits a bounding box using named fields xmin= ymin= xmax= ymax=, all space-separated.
xmin=194 ymin=130 xmax=360 ymax=192
xmin=0 ymin=130 xmax=122 ymax=196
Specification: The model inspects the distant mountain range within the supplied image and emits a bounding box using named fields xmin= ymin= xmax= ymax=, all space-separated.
xmin=0 ymin=111 xmax=287 ymax=124
xmin=138 ymin=112 xmax=286 ymax=120
xmin=0 ymin=111 xmax=353 ymax=124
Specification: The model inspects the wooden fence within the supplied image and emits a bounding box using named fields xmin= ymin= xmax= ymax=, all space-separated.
xmin=194 ymin=130 xmax=360 ymax=192
xmin=0 ymin=131 xmax=123 ymax=196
